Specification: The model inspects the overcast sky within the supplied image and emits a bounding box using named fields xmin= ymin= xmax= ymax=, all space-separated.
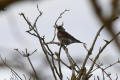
xmin=0 ymin=0 xmax=120 ymax=80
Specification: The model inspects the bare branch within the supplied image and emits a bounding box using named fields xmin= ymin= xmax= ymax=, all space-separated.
xmin=58 ymin=44 xmax=63 ymax=79
xmin=87 ymin=32 xmax=120 ymax=77
xmin=15 ymin=49 xmax=39 ymax=79
xmin=104 ymin=59 xmax=120 ymax=70
xmin=52 ymin=9 xmax=70 ymax=42
xmin=0 ymin=56 xmax=23 ymax=80
xmin=33 ymin=4 xmax=42 ymax=27
xmin=90 ymin=0 xmax=120 ymax=51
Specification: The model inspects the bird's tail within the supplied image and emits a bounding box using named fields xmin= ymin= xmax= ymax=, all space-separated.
xmin=75 ymin=39 xmax=85 ymax=44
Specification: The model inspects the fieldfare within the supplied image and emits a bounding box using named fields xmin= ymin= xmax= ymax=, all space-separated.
xmin=56 ymin=25 xmax=84 ymax=46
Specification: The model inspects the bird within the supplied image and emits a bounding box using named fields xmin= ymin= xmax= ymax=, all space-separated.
xmin=56 ymin=25 xmax=84 ymax=46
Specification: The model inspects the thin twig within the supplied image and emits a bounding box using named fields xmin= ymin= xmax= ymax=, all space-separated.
xmin=87 ymin=32 xmax=120 ymax=75
xmin=46 ymin=41 xmax=60 ymax=46
xmin=81 ymin=25 xmax=104 ymax=70
xmin=80 ymin=16 xmax=119 ymax=79
xmin=90 ymin=0 xmax=120 ymax=51
xmin=0 ymin=56 xmax=23 ymax=80
xmin=33 ymin=4 xmax=42 ymax=28
xmin=58 ymin=44 xmax=63 ymax=79
xmin=52 ymin=9 xmax=70 ymax=42
xmin=27 ymin=56 xmax=38 ymax=79
xmin=15 ymin=49 xmax=39 ymax=80
xmin=89 ymin=58 xmax=112 ymax=80
xmin=63 ymin=46 xmax=75 ymax=78
xmin=104 ymin=59 xmax=120 ymax=70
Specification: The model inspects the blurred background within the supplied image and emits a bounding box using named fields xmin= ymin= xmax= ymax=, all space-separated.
xmin=0 ymin=0 xmax=120 ymax=80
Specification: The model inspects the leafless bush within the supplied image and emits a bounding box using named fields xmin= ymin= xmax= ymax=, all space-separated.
xmin=0 ymin=1 xmax=120 ymax=80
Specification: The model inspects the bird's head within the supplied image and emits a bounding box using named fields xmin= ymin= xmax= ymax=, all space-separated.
xmin=56 ymin=25 xmax=65 ymax=32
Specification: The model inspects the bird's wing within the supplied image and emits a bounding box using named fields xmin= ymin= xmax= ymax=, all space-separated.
xmin=61 ymin=31 xmax=81 ymax=43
